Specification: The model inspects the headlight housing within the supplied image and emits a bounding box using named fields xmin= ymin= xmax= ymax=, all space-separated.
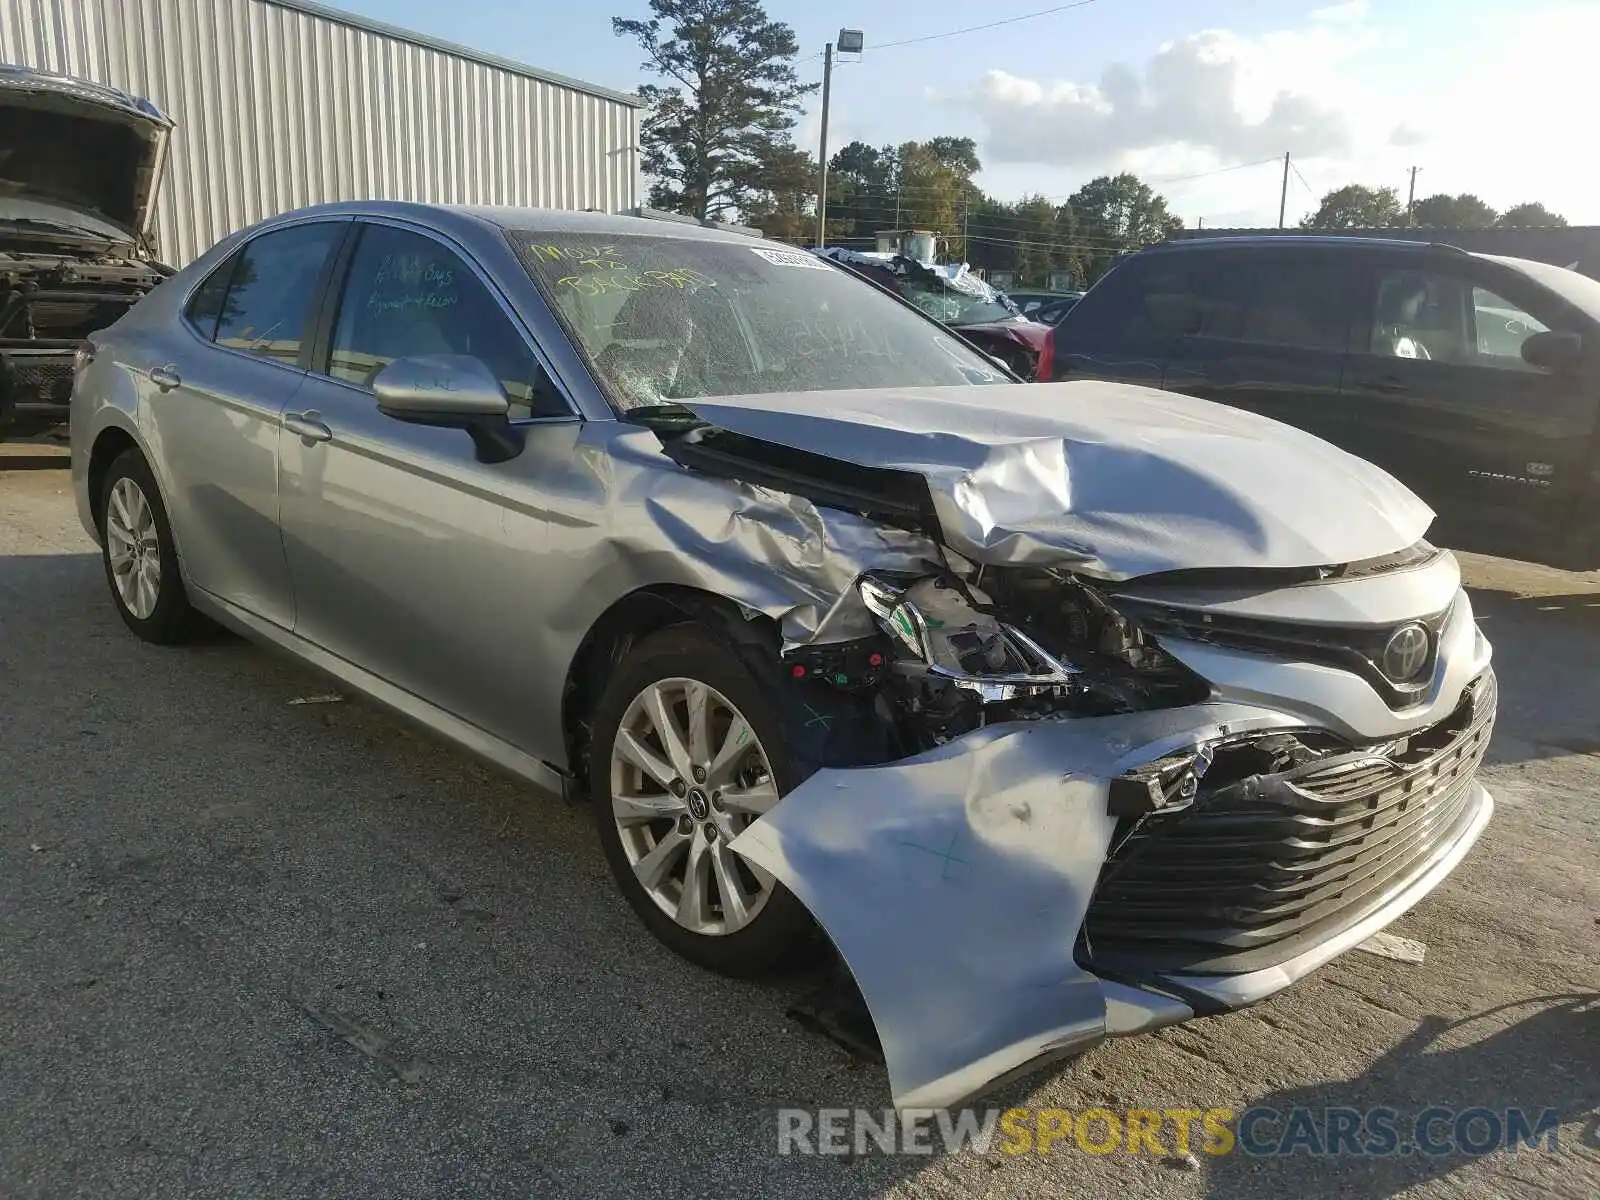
xmin=858 ymin=574 xmax=1077 ymax=701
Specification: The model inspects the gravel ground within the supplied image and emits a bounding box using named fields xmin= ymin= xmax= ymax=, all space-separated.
xmin=2 ymin=441 xmax=1596 ymax=1199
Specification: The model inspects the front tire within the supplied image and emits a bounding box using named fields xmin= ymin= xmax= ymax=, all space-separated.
xmin=589 ymin=625 xmax=816 ymax=977
xmin=97 ymin=449 xmax=204 ymax=644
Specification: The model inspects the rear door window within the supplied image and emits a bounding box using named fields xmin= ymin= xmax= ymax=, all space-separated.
xmin=211 ymin=223 xmax=345 ymax=366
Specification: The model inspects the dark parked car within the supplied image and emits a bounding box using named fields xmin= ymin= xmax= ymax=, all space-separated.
xmin=0 ymin=65 xmax=173 ymax=439
xmin=1046 ymin=236 xmax=1600 ymax=567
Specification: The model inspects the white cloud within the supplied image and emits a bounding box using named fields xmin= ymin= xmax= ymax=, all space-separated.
xmin=1310 ymin=0 xmax=1369 ymax=23
xmin=970 ymin=25 xmax=1367 ymax=173
xmin=961 ymin=2 xmax=1600 ymax=224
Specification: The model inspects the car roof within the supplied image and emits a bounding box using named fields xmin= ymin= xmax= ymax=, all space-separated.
xmin=262 ymin=200 xmax=764 ymax=245
xmin=1141 ymin=234 xmax=1473 ymax=257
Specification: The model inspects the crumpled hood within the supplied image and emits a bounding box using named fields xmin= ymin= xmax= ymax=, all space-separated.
xmin=0 ymin=64 xmax=172 ymax=240
xmin=673 ymin=380 xmax=1435 ymax=579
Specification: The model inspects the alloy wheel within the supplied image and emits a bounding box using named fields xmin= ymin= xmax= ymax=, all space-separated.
xmin=609 ymin=677 xmax=780 ymax=936
xmin=105 ymin=476 xmax=162 ymax=620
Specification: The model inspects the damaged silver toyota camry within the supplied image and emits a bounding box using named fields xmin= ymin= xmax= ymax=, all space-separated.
xmin=71 ymin=204 xmax=1495 ymax=1111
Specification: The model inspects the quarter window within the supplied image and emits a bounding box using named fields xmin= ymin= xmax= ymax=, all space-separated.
xmin=211 ymin=223 xmax=344 ymax=365
xmin=328 ymin=225 xmax=565 ymax=419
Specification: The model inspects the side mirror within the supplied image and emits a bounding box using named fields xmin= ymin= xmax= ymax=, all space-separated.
xmin=373 ymin=354 xmax=525 ymax=463
xmin=1521 ymin=329 xmax=1584 ymax=372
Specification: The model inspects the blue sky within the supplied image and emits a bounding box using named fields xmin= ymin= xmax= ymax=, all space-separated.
xmin=340 ymin=0 xmax=1600 ymax=226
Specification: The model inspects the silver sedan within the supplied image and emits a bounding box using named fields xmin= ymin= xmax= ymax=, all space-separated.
xmin=72 ymin=203 xmax=1495 ymax=1110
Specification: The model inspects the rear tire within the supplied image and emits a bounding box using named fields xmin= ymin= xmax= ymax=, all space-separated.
xmin=589 ymin=625 xmax=817 ymax=977
xmin=97 ymin=449 xmax=205 ymax=644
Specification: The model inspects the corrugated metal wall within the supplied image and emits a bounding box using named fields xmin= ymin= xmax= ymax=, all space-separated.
xmin=1 ymin=0 xmax=642 ymax=263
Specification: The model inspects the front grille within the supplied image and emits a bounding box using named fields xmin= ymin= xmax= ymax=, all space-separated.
xmin=1116 ymin=598 xmax=1453 ymax=708
xmin=1083 ymin=672 xmax=1495 ymax=976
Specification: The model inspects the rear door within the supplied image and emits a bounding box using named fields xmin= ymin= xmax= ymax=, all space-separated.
xmin=146 ymin=219 xmax=349 ymax=628
xmin=1341 ymin=255 xmax=1600 ymax=552
xmin=1046 ymin=256 xmax=1174 ymax=387
xmin=1159 ymin=247 xmax=1353 ymax=447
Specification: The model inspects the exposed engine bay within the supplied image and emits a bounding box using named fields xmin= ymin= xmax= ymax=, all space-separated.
xmin=1 ymin=64 xmax=175 ymax=436
xmin=0 ymin=245 xmax=163 ymax=435
xmin=784 ymin=566 xmax=1211 ymax=756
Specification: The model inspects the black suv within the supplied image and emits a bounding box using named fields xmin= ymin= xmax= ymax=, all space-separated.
xmin=1046 ymin=236 xmax=1600 ymax=568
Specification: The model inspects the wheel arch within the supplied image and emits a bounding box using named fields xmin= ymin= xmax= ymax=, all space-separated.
xmin=87 ymin=425 xmax=142 ymax=520
xmin=561 ymin=584 xmax=783 ymax=798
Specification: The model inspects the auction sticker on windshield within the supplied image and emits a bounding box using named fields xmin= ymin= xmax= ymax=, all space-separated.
xmin=751 ymin=247 xmax=831 ymax=270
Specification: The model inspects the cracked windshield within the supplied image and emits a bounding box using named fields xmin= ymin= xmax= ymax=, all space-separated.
xmin=514 ymin=233 xmax=1005 ymax=409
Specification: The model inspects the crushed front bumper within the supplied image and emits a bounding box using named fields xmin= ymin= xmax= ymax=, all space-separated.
xmin=731 ymin=672 xmax=1496 ymax=1111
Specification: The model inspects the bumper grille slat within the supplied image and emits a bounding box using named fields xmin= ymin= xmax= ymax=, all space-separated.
xmin=1083 ymin=672 xmax=1495 ymax=975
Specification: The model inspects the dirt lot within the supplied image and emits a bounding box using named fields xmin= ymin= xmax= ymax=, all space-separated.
xmin=2 ymin=441 xmax=1596 ymax=1199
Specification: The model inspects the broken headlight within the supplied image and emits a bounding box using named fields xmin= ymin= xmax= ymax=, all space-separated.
xmin=857 ymin=574 xmax=1077 ymax=701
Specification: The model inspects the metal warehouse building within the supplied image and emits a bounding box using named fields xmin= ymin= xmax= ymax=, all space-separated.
xmin=0 ymin=0 xmax=643 ymax=264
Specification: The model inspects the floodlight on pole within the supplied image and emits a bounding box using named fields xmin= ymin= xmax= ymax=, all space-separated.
xmin=816 ymin=29 xmax=865 ymax=248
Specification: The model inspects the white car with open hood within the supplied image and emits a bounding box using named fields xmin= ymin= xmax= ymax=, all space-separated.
xmin=70 ymin=203 xmax=1494 ymax=1111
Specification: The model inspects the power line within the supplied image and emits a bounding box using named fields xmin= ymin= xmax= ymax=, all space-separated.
xmin=1290 ymin=160 xmax=1316 ymax=199
xmin=870 ymin=0 xmax=1103 ymax=52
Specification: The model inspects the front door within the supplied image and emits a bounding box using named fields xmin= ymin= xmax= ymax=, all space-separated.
xmin=145 ymin=219 xmax=349 ymax=628
xmin=1341 ymin=259 xmax=1600 ymax=554
xmin=275 ymin=220 xmax=583 ymax=759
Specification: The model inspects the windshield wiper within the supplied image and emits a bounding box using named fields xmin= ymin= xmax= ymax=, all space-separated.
xmin=620 ymin=402 xmax=706 ymax=434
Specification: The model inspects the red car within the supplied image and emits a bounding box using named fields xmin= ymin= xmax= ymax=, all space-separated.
xmin=815 ymin=248 xmax=1053 ymax=380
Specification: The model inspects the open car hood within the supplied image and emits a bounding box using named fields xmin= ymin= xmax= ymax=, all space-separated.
xmin=661 ymin=381 xmax=1435 ymax=579
xmin=0 ymin=64 xmax=172 ymax=240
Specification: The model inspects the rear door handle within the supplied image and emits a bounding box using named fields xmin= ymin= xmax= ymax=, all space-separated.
xmin=1360 ymin=376 xmax=1410 ymax=394
xmin=283 ymin=411 xmax=333 ymax=443
xmin=149 ymin=364 xmax=181 ymax=391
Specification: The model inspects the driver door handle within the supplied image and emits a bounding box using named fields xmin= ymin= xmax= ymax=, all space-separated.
xmin=283 ymin=411 xmax=333 ymax=443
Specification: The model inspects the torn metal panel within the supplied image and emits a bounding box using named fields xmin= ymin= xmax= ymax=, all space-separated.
xmin=599 ymin=425 xmax=943 ymax=651
xmin=730 ymin=702 xmax=1303 ymax=1111
xmin=671 ymin=381 xmax=1435 ymax=579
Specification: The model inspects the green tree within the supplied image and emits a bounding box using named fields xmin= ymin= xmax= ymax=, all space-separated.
xmin=1068 ymin=173 xmax=1181 ymax=282
xmin=743 ymin=144 xmax=821 ymax=241
xmin=1497 ymin=202 xmax=1568 ymax=229
xmin=1410 ymin=193 xmax=1498 ymax=229
xmin=894 ymin=141 xmax=970 ymax=258
xmin=922 ymin=136 xmax=981 ymax=178
xmin=613 ymin=0 xmax=815 ymax=221
xmin=1300 ymin=184 xmax=1406 ymax=230
xmin=825 ymin=140 xmax=898 ymax=238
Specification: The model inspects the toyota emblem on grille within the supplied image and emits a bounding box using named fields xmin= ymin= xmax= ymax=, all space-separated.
xmin=1382 ymin=623 xmax=1430 ymax=682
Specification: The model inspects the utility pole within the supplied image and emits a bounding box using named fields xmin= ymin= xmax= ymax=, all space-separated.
xmin=1278 ymin=152 xmax=1290 ymax=229
xmin=1407 ymin=165 xmax=1421 ymax=225
xmin=814 ymin=41 xmax=834 ymax=249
